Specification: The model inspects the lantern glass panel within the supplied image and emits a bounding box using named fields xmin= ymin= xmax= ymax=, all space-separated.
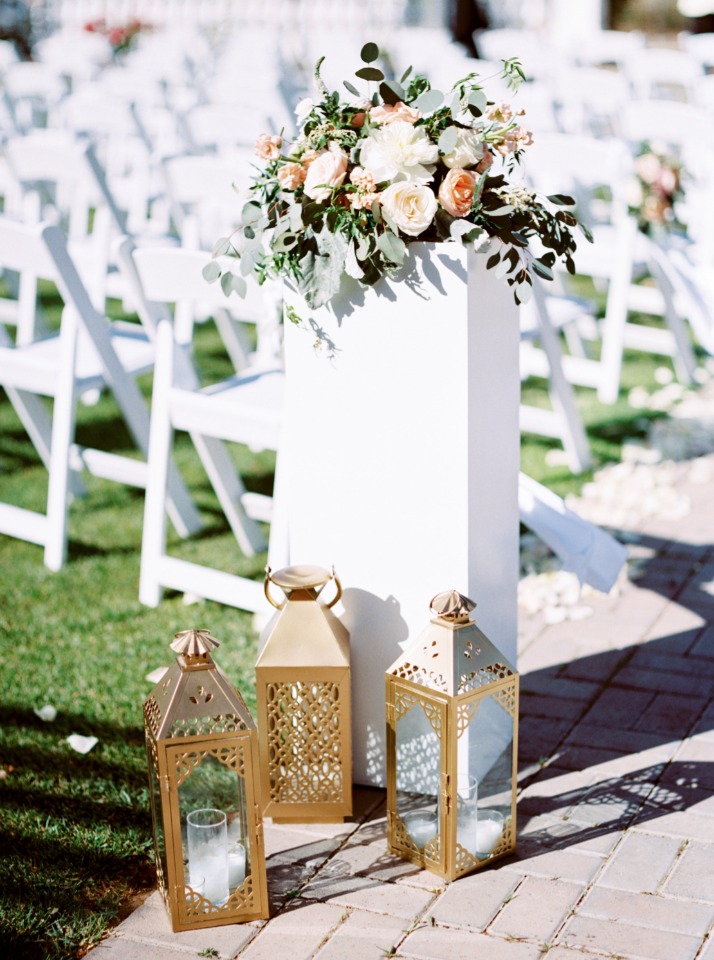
xmin=147 ymin=747 xmax=168 ymax=893
xmin=395 ymin=699 xmax=442 ymax=849
xmin=174 ymin=747 xmax=250 ymax=905
xmin=456 ymin=691 xmax=513 ymax=859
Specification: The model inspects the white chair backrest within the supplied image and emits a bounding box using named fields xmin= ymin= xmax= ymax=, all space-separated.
xmin=624 ymin=47 xmax=702 ymax=101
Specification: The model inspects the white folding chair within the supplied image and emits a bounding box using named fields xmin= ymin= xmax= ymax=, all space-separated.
xmin=623 ymin=47 xmax=702 ymax=102
xmin=525 ymin=132 xmax=698 ymax=403
xmin=520 ymin=280 xmax=593 ymax=474
xmin=117 ymin=240 xmax=286 ymax=612
xmin=0 ymin=218 xmax=201 ymax=570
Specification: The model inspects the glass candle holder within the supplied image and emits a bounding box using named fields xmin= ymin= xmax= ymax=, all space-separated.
xmin=402 ymin=810 xmax=438 ymax=849
xmin=187 ymin=808 xmax=229 ymax=904
xmin=474 ymin=809 xmax=504 ymax=858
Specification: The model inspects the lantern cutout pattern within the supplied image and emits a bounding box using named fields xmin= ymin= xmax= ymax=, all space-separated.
xmin=143 ymin=629 xmax=268 ymax=932
xmin=385 ymin=590 xmax=518 ymax=881
xmin=256 ymin=565 xmax=352 ymax=823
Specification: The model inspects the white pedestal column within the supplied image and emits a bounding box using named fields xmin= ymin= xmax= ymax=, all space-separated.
xmin=283 ymin=242 xmax=520 ymax=786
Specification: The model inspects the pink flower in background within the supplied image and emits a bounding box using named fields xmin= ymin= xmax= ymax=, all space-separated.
xmin=438 ymin=168 xmax=479 ymax=218
xmin=255 ymin=134 xmax=282 ymax=161
xmin=303 ymin=143 xmax=349 ymax=201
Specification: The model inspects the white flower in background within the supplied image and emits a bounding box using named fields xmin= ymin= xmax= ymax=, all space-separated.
xmin=381 ymin=181 xmax=438 ymax=236
xmin=295 ymin=97 xmax=314 ymax=124
xmin=442 ymin=127 xmax=485 ymax=169
xmin=359 ymin=120 xmax=439 ymax=183
xmin=303 ymin=142 xmax=349 ymax=201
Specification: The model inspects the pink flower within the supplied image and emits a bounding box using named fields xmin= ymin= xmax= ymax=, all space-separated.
xmin=438 ymin=167 xmax=479 ymax=218
xmin=369 ymin=101 xmax=421 ymax=125
xmin=300 ymin=148 xmax=319 ymax=169
xmin=636 ymin=153 xmax=662 ymax=185
xmin=351 ymin=191 xmax=382 ymax=210
xmin=303 ymin=143 xmax=349 ymax=202
xmin=496 ymin=126 xmax=533 ymax=156
xmin=476 ymin=146 xmax=494 ymax=174
xmin=255 ymin=134 xmax=283 ymax=161
xmin=277 ymin=162 xmax=307 ymax=191
xmin=349 ymin=167 xmax=377 ymax=191
xmin=487 ymin=103 xmax=516 ymax=123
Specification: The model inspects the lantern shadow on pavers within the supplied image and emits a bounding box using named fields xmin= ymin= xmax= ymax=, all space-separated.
xmin=143 ymin=629 xmax=269 ymax=932
xmin=256 ymin=565 xmax=352 ymax=824
xmin=386 ymin=590 xmax=519 ymax=882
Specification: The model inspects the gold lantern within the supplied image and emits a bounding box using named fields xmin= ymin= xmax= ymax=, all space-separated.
xmin=385 ymin=590 xmax=518 ymax=881
xmin=143 ymin=629 xmax=268 ymax=932
xmin=256 ymin=565 xmax=352 ymax=823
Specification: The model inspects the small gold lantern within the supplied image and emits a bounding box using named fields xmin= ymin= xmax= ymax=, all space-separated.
xmin=385 ymin=591 xmax=518 ymax=881
xmin=143 ymin=629 xmax=268 ymax=932
xmin=256 ymin=565 xmax=352 ymax=823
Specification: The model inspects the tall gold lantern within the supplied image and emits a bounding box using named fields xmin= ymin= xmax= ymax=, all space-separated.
xmin=385 ymin=591 xmax=518 ymax=881
xmin=143 ymin=629 xmax=268 ymax=932
xmin=256 ymin=565 xmax=352 ymax=823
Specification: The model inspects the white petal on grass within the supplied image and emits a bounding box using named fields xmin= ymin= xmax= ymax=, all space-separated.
xmin=34 ymin=704 xmax=57 ymax=722
xmin=67 ymin=734 xmax=98 ymax=754
xmin=146 ymin=667 xmax=168 ymax=684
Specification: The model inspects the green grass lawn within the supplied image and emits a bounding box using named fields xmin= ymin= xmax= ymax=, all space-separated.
xmin=0 ymin=286 xmax=693 ymax=958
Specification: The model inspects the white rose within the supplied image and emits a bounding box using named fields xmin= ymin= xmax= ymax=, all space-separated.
xmin=303 ymin=142 xmax=349 ymax=202
xmin=359 ymin=120 xmax=439 ymax=183
xmin=381 ymin=181 xmax=438 ymax=237
xmin=442 ymin=127 xmax=485 ymax=169
xmin=295 ymin=97 xmax=314 ymax=124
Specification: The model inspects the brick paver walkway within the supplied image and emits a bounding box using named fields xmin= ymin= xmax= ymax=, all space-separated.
xmin=90 ymin=452 xmax=714 ymax=960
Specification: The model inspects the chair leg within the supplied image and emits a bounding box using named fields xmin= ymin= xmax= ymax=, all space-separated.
xmin=597 ymin=220 xmax=638 ymax=404
xmin=140 ymin=321 xmax=175 ymax=608
xmin=44 ymin=308 xmax=80 ymax=571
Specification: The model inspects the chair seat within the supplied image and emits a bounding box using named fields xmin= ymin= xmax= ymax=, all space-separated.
xmin=170 ymin=366 xmax=284 ymax=449
xmin=0 ymin=320 xmax=155 ymax=395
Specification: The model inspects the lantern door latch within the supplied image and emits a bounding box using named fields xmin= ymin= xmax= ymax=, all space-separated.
xmin=440 ymin=772 xmax=451 ymax=814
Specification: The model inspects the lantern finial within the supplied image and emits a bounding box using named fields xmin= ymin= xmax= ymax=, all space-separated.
xmin=429 ymin=589 xmax=476 ymax=623
xmin=171 ymin=628 xmax=220 ymax=663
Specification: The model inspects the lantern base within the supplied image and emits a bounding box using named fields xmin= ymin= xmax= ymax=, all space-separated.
xmin=269 ymin=815 xmax=346 ymax=825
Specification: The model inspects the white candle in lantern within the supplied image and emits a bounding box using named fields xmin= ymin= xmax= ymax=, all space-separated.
xmin=403 ymin=812 xmax=437 ymax=849
xmin=189 ymin=854 xmax=229 ymax=903
xmin=474 ymin=811 xmax=503 ymax=856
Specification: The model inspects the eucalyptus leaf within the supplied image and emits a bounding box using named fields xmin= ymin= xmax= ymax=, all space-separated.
xmin=495 ymin=257 xmax=512 ymax=279
xmin=400 ymin=65 xmax=412 ymax=83
xmin=414 ymin=88 xmax=444 ymax=113
xmin=356 ymin=66 xmax=384 ymax=82
xmin=202 ymin=260 xmax=221 ymax=283
xmin=344 ymin=80 xmax=361 ymax=96
xmin=345 ymin=242 xmax=365 ymax=279
xmin=468 ymin=89 xmax=487 ymax=114
xmin=376 ymin=230 xmax=406 ymax=265
xmin=379 ymin=80 xmax=406 ymax=106
xmin=289 ymin=205 xmax=304 ymax=232
xmin=438 ymin=126 xmax=458 ymax=154
xmin=212 ymin=237 xmax=231 ymax=257
xmin=515 ymin=281 xmax=532 ymax=304
xmin=300 ymin=230 xmax=349 ymax=308
xmin=547 ymin=194 xmax=575 ymax=206
xmin=242 ymin=202 xmax=262 ymax=225
xmin=532 ymin=259 xmax=554 ymax=280
xmin=449 ymin=218 xmax=476 ymax=241
xmin=361 ymin=42 xmax=379 ymax=63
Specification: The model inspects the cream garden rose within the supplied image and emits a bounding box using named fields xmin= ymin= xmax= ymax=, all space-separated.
xmin=303 ymin=143 xmax=349 ymax=201
xmin=438 ymin=168 xmax=479 ymax=218
xmin=359 ymin=120 xmax=439 ymax=183
xmin=381 ymin=181 xmax=438 ymax=236
xmin=441 ymin=127 xmax=485 ymax=169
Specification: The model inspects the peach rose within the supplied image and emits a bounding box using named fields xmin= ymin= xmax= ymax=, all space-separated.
xmin=438 ymin=168 xmax=479 ymax=218
xmin=369 ymin=101 xmax=421 ymax=125
xmin=303 ymin=143 xmax=349 ymax=202
xmin=300 ymin=148 xmax=319 ymax=169
xmin=277 ymin=162 xmax=307 ymax=191
xmin=255 ymin=134 xmax=282 ymax=161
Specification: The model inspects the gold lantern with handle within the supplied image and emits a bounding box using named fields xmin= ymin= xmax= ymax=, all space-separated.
xmin=143 ymin=629 xmax=268 ymax=931
xmin=385 ymin=590 xmax=518 ymax=881
xmin=256 ymin=565 xmax=352 ymax=823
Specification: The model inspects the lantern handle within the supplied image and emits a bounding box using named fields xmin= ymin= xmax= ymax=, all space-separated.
xmin=264 ymin=567 xmax=285 ymax=609
xmin=323 ymin=568 xmax=342 ymax=608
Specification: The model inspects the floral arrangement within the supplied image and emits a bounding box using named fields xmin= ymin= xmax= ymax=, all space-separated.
xmin=206 ymin=43 xmax=586 ymax=311
xmin=84 ymin=18 xmax=151 ymax=56
xmin=627 ymin=141 xmax=685 ymax=235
